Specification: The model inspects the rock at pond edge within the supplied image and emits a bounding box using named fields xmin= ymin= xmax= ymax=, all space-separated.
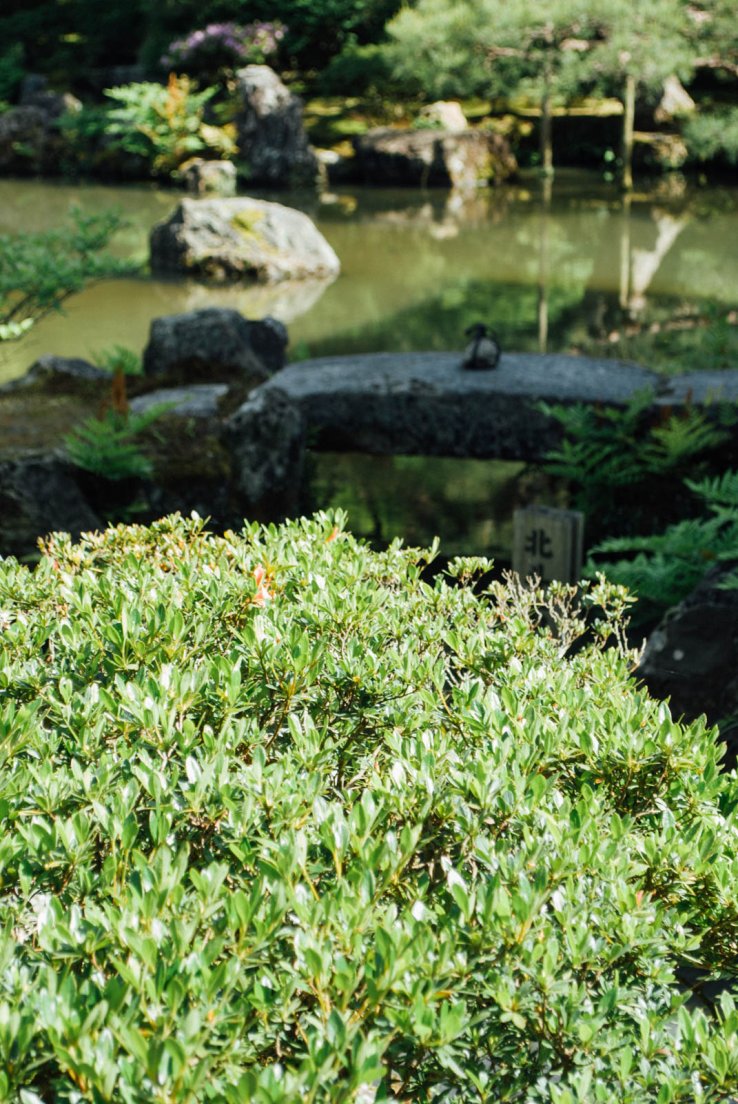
xmin=149 ymin=197 xmax=340 ymax=284
xmin=142 ymin=307 xmax=288 ymax=385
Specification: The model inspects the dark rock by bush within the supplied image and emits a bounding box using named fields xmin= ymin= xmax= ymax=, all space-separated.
xmin=149 ymin=197 xmax=340 ymax=283
xmin=235 ymin=65 xmax=322 ymax=189
xmin=19 ymin=75 xmax=80 ymax=119
xmin=142 ymin=307 xmax=287 ymax=385
xmin=0 ymin=455 xmax=101 ymax=558
xmin=638 ymin=564 xmax=738 ymax=768
xmin=351 ymin=128 xmax=517 ymax=189
xmin=0 ymin=77 xmax=81 ymax=174
xmin=0 ymin=107 xmax=53 ymax=173
xmin=225 ymin=386 xmax=305 ymax=517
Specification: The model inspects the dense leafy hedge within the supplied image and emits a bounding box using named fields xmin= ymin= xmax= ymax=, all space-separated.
xmin=2 ymin=514 xmax=738 ymax=1101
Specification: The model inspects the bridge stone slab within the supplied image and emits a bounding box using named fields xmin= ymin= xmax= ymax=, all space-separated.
xmin=257 ymin=352 xmax=661 ymax=461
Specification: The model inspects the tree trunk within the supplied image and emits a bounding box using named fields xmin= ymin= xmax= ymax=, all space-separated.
xmin=540 ymin=54 xmax=554 ymax=177
xmin=621 ymin=72 xmax=636 ymax=191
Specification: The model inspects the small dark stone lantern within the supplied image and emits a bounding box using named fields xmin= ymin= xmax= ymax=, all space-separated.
xmin=460 ymin=323 xmax=501 ymax=370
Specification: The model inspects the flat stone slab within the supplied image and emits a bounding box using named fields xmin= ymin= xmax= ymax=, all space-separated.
xmin=666 ymin=371 xmax=738 ymax=404
xmin=254 ymin=352 xmax=738 ymax=460
xmin=266 ymin=351 xmax=657 ymax=401
xmin=254 ymin=353 xmax=629 ymax=460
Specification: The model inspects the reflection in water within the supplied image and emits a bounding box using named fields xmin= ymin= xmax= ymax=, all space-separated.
xmin=619 ymin=193 xmax=632 ymax=311
xmin=537 ymin=176 xmax=552 ymax=353
xmin=1 ymin=171 xmax=737 ymax=383
xmin=627 ymin=210 xmax=687 ymax=314
xmin=160 ymin=274 xmax=338 ymax=322
xmin=303 ymin=453 xmax=566 ymax=562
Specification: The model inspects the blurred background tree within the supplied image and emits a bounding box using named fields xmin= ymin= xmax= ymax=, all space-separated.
xmin=387 ymin=0 xmax=607 ymax=175
xmin=587 ymin=0 xmax=695 ymax=189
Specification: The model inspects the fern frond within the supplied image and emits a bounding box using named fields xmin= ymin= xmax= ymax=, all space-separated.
xmin=589 ymin=552 xmax=708 ymax=612
xmin=64 ymin=408 xmax=164 ymax=480
xmin=642 ymin=411 xmax=729 ymax=472
xmin=686 ymin=470 xmax=738 ymax=508
xmin=592 ymin=516 xmax=728 ymax=559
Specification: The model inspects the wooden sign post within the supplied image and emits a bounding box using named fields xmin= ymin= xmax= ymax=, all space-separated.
xmin=513 ymin=506 xmax=584 ymax=584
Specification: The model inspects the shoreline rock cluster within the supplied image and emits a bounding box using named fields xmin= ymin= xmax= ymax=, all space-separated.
xmin=0 ymin=65 xmax=519 ymax=192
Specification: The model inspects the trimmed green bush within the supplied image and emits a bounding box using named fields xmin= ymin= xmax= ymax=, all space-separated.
xmin=1 ymin=512 xmax=738 ymax=1101
xmin=684 ymin=108 xmax=738 ymax=168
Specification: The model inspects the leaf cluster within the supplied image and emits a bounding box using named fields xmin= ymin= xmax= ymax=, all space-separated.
xmin=540 ymin=390 xmax=736 ymax=541
xmin=91 ymin=345 xmax=144 ymax=378
xmin=684 ymin=107 xmax=738 ymax=168
xmin=1 ymin=513 xmax=738 ymax=1100
xmin=0 ymin=210 xmax=132 ymax=342
xmin=104 ymin=74 xmax=236 ymax=177
xmin=591 ymin=469 xmax=738 ymax=620
xmin=64 ymin=405 xmax=168 ymax=482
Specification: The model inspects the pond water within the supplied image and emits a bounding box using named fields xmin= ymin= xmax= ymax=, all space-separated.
xmin=2 ymin=170 xmax=738 ymax=384
xmin=2 ymin=171 xmax=737 ymax=558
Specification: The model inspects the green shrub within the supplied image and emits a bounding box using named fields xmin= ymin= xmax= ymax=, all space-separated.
xmin=314 ymin=41 xmax=404 ymax=100
xmin=1 ymin=513 xmax=738 ymax=1101
xmin=64 ymin=404 xmax=167 ymax=481
xmin=590 ymin=468 xmax=738 ymax=622
xmin=104 ymin=74 xmax=236 ymax=177
xmin=56 ymin=104 xmax=115 ymax=175
xmin=0 ymin=209 xmax=131 ymax=342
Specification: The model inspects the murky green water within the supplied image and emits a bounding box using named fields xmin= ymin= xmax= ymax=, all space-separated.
xmin=303 ymin=453 xmax=566 ymax=561
xmin=2 ymin=171 xmax=737 ymax=557
xmin=2 ymin=171 xmax=738 ymax=385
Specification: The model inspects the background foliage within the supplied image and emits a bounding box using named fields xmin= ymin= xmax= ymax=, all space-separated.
xmin=590 ymin=469 xmax=738 ymax=621
xmin=1 ymin=0 xmax=736 ymax=176
xmin=540 ymin=391 xmax=738 ymax=543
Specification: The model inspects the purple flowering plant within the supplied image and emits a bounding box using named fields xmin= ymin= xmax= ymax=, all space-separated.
xmin=161 ymin=21 xmax=286 ymax=77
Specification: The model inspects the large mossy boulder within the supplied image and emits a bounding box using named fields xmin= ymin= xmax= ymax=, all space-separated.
xmin=235 ymin=64 xmax=322 ymax=189
xmin=149 ymin=197 xmax=340 ymax=283
xmin=352 ymin=127 xmax=517 ymax=189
